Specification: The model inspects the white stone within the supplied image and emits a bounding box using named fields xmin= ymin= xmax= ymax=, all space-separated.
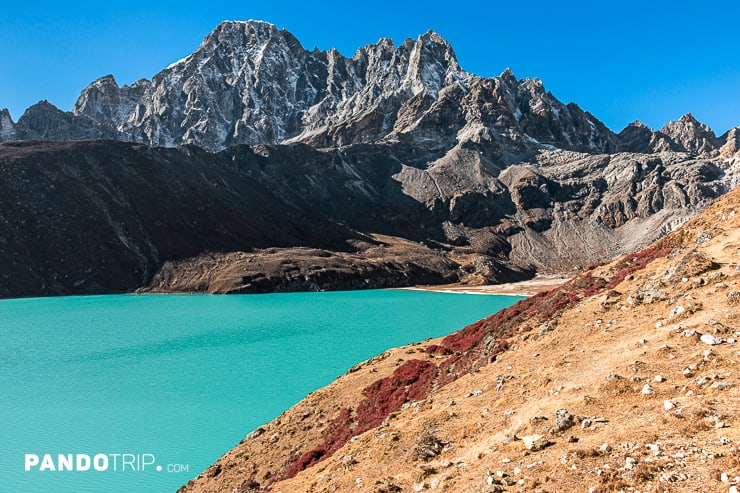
xmin=664 ymin=400 xmax=675 ymax=411
xmin=670 ymin=306 xmax=686 ymax=318
xmin=701 ymin=334 xmax=722 ymax=345
xmin=522 ymin=435 xmax=549 ymax=451
xmin=642 ymin=384 xmax=656 ymax=395
xmin=646 ymin=443 xmax=661 ymax=456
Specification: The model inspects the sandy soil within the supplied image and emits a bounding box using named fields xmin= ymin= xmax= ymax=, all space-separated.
xmin=399 ymin=275 xmax=571 ymax=296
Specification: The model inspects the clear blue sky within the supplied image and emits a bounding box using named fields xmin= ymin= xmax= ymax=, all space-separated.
xmin=1 ymin=0 xmax=739 ymax=134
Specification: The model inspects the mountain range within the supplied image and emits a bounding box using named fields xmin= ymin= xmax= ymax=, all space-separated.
xmin=0 ymin=20 xmax=738 ymax=298
xmin=2 ymin=20 xmax=740 ymax=157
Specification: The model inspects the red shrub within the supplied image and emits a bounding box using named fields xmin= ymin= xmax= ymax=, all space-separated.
xmin=605 ymin=248 xmax=672 ymax=290
xmin=322 ymin=408 xmax=355 ymax=455
xmin=356 ymin=359 xmax=436 ymax=432
xmin=436 ymin=353 xmax=474 ymax=387
xmin=285 ymin=447 xmax=326 ymax=479
xmin=281 ymin=360 xmax=437 ymax=481
xmin=425 ymin=344 xmax=453 ymax=356
xmin=282 ymin=408 xmax=353 ymax=480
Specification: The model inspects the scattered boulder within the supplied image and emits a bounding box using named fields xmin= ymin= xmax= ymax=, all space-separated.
xmin=671 ymin=250 xmax=721 ymax=280
xmin=413 ymin=433 xmax=447 ymax=460
xmin=710 ymin=381 xmax=733 ymax=390
xmin=670 ymin=306 xmax=686 ymax=319
xmin=600 ymin=290 xmax=622 ymax=308
xmin=694 ymin=231 xmax=712 ymax=246
xmin=522 ymin=435 xmax=550 ymax=451
xmin=728 ymin=291 xmax=740 ymax=306
xmin=700 ymin=334 xmax=723 ymax=345
xmin=642 ymin=384 xmax=656 ymax=395
xmin=539 ymin=320 xmax=555 ymax=336
xmin=631 ymin=285 xmax=668 ymax=305
xmin=555 ymin=408 xmax=575 ymax=431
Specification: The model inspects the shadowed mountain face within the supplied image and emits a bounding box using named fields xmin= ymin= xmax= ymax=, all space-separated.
xmin=0 ymin=139 xmax=736 ymax=298
xmin=0 ymin=141 xmax=358 ymax=297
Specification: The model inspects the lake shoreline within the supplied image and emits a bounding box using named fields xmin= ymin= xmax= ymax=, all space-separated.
xmin=396 ymin=275 xmax=570 ymax=297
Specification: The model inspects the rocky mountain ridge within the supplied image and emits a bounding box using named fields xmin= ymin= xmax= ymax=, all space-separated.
xmin=2 ymin=20 xmax=739 ymax=160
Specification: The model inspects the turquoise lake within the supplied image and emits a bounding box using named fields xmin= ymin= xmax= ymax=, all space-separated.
xmin=0 ymin=290 xmax=522 ymax=493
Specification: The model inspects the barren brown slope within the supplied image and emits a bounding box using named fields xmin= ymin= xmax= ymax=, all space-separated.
xmin=179 ymin=188 xmax=740 ymax=493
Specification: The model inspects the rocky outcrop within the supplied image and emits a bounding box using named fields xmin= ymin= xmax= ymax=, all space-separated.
xmin=0 ymin=108 xmax=16 ymax=141
xmin=3 ymin=21 xmax=480 ymax=151
xmin=659 ymin=113 xmax=720 ymax=155
xmin=616 ymin=120 xmax=674 ymax=153
xmin=0 ymin=21 xmax=738 ymax=299
xmin=719 ymin=127 xmax=740 ymax=157
xmin=139 ymin=236 xmax=465 ymax=295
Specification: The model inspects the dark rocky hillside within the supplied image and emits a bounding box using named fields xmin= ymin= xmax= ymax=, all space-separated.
xmin=0 ymin=138 xmax=736 ymax=298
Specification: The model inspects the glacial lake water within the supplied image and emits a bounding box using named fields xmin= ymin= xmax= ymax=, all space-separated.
xmin=0 ymin=290 xmax=522 ymax=493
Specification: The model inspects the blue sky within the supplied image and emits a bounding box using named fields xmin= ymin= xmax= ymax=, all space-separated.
xmin=1 ymin=0 xmax=739 ymax=134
